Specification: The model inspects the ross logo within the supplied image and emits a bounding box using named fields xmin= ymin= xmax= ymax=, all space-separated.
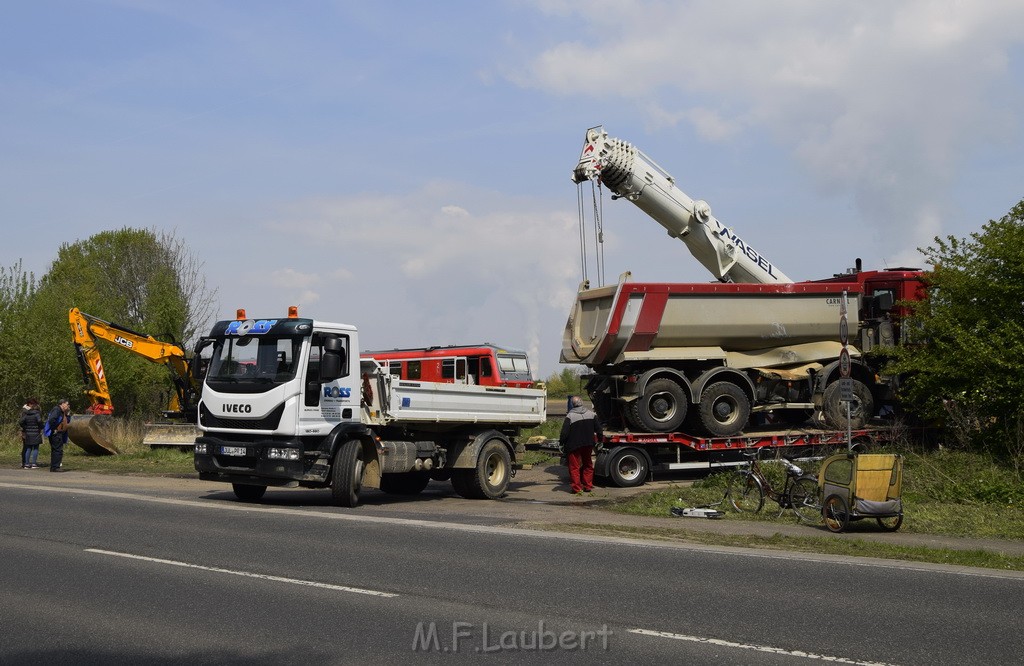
xmin=323 ymin=386 xmax=352 ymax=399
xmin=226 ymin=319 xmax=278 ymax=336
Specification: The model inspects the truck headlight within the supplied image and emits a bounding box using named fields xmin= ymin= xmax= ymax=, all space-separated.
xmin=267 ymin=448 xmax=300 ymax=461
xmin=195 ymin=443 xmax=208 ymax=455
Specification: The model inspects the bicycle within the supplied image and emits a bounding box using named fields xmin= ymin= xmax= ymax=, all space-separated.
xmin=727 ymin=449 xmax=822 ymax=523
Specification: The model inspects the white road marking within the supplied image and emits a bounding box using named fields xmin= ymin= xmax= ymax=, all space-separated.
xmin=629 ymin=628 xmax=898 ymax=665
xmin=85 ymin=548 xmax=398 ymax=598
xmin=3 ymin=481 xmax=1024 ymax=581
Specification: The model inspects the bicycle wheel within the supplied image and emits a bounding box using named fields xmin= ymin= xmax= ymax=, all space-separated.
xmin=728 ymin=471 xmax=764 ymax=513
xmin=787 ymin=475 xmax=822 ymax=524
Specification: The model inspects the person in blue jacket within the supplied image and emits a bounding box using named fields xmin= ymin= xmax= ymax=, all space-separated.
xmin=45 ymin=398 xmax=72 ymax=472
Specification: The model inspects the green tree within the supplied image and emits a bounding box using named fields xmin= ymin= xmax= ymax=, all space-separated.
xmin=886 ymin=198 xmax=1024 ymax=462
xmin=545 ymin=366 xmax=585 ymax=401
xmin=2 ymin=228 xmax=216 ymax=420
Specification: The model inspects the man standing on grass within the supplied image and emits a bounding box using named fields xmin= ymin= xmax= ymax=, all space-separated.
xmin=559 ymin=395 xmax=603 ymax=495
xmin=45 ymin=398 xmax=71 ymax=473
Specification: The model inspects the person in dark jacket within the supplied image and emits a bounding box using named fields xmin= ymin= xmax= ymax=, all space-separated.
xmin=45 ymin=398 xmax=72 ymax=472
xmin=19 ymin=398 xmax=43 ymax=469
xmin=558 ymin=395 xmax=603 ymax=494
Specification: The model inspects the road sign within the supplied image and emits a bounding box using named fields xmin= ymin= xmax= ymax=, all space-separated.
xmin=838 ymin=348 xmax=851 ymax=378
xmin=839 ymin=377 xmax=855 ymax=402
xmin=839 ymin=315 xmax=849 ymax=346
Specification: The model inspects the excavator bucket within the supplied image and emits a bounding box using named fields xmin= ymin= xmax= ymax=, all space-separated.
xmin=142 ymin=422 xmax=200 ymax=451
xmin=67 ymin=414 xmax=119 ymax=455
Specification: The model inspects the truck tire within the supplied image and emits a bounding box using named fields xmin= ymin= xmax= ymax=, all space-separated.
xmin=331 ymin=439 xmax=365 ymax=508
xmin=380 ymin=471 xmax=431 ymax=495
xmin=634 ymin=378 xmax=688 ymax=433
xmin=698 ymin=381 xmax=751 ymax=437
xmin=822 ymin=379 xmax=874 ymax=429
xmin=451 ymin=439 xmax=511 ymax=500
xmin=232 ymin=483 xmax=266 ymax=502
xmin=608 ymin=448 xmax=649 ymax=488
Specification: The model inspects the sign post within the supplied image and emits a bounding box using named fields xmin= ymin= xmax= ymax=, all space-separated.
xmin=839 ymin=291 xmax=852 ymax=451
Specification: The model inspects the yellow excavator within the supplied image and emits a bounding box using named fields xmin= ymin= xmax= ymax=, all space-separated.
xmin=68 ymin=307 xmax=206 ymax=454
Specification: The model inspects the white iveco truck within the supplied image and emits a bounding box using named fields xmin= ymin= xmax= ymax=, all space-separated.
xmin=194 ymin=308 xmax=545 ymax=506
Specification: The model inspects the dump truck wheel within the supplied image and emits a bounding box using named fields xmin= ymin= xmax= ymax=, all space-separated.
xmin=698 ymin=381 xmax=751 ymax=437
xmin=380 ymin=472 xmax=431 ymax=495
xmin=452 ymin=439 xmax=510 ymax=499
xmin=232 ymin=483 xmax=267 ymax=502
xmin=822 ymin=379 xmax=874 ymax=429
xmin=331 ymin=439 xmax=364 ymax=508
xmin=635 ymin=378 xmax=688 ymax=433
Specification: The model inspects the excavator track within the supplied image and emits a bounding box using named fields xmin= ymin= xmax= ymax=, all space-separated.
xmin=67 ymin=414 xmax=118 ymax=455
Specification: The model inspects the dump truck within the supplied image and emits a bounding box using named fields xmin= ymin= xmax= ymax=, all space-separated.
xmin=67 ymin=308 xmax=208 ymax=454
xmin=567 ymin=126 xmax=927 ymax=438
xmin=194 ymin=308 xmax=545 ymax=506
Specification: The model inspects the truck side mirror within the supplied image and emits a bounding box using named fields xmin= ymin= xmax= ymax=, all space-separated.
xmin=320 ymin=335 xmax=346 ymax=381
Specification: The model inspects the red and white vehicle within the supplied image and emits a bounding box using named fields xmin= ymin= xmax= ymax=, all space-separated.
xmin=363 ymin=344 xmax=536 ymax=389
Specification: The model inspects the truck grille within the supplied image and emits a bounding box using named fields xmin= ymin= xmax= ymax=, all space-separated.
xmin=200 ymin=403 xmax=285 ymax=430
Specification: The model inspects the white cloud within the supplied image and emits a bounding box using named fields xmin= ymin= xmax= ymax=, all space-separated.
xmin=519 ymin=0 xmax=1024 ymax=262
xmin=265 ymin=183 xmax=581 ymax=371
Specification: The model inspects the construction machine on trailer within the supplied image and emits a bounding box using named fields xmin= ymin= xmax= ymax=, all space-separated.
xmin=566 ymin=126 xmax=926 ymax=484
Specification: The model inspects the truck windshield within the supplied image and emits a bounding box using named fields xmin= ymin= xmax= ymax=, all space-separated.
xmin=207 ymin=335 xmax=304 ymax=386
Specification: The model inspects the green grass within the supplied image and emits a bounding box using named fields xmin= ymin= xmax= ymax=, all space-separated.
xmin=610 ymin=447 xmax=1024 ymax=541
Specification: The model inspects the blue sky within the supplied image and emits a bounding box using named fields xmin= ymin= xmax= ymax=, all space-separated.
xmin=3 ymin=1 xmax=1022 ymax=376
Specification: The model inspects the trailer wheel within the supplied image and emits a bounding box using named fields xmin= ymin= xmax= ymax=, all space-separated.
xmin=452 ymin=439 xmax=511 ymax=500
xmin=331 ymin=439 xmax=365 ymax=508
xmin=635 ymin=378 xmax=688 ymax=433
xmin=822 ymin=379 xmax=874 ymax=429
xmin=380 ymin=471 xmax=431 ymax=496
xmin=698 ymin=381 xmax=751 ymax=437
xmin=823 ymin=494 xmax=850 ymax=533
xmin=232 ymin=483 xmax=266 ymax=502
xmin=608 ymin=448 xmax=648 ymax=488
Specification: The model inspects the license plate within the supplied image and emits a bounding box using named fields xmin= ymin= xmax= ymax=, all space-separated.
xmin=219 ymin=446 xmax=248 ymax=456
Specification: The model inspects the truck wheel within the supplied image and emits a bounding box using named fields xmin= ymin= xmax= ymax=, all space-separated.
xmin=822 ymin=379 xmax=874 ymax=429
xmin=451 ymin=439 xmax=511 ymax=499
xmin=698 ymin=381 xmax=751 ymax=437
xmin=380 ymin=472 xmax=431 ymax=495
xmin=232 ymin=483 xmax=266 ymax=502
xmin=634 ymin=378 xmax=688 ymax=433
xmin=608 ymin=448 xmax=649 ymax=488
xmin=331 ymin=439 xmax=365 ymax=508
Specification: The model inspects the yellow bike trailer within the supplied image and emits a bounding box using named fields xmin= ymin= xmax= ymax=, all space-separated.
xmin=818 ymin=453 xmax=904 ymax=533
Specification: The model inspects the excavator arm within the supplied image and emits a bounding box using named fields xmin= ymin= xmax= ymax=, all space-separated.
xmin=572 ymin=126 xmax=792 ymax=284
xmin=69 ymin=308 xmax=200 ymax=421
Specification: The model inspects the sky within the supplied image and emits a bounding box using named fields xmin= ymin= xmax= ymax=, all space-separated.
xmin=3 ymin=1 xmax=1022 ymax=377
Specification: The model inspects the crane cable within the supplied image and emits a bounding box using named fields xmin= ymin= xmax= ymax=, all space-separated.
xmin=576 ymin=180 xmax=608 ymax=288
xmin=576 ymin=182 xmax=588 ymax=284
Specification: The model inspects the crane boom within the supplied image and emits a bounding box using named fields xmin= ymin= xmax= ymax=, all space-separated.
xmin=572 ymin=126 xmax=792 ymax=284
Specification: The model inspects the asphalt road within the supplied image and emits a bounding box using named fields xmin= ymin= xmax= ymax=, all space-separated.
xmin=1 ymin=474 xmax=1022 ymax=665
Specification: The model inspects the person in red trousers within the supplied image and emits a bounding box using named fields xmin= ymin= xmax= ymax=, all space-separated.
xmin=559 ymin=395 xmax=603 ymax=494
